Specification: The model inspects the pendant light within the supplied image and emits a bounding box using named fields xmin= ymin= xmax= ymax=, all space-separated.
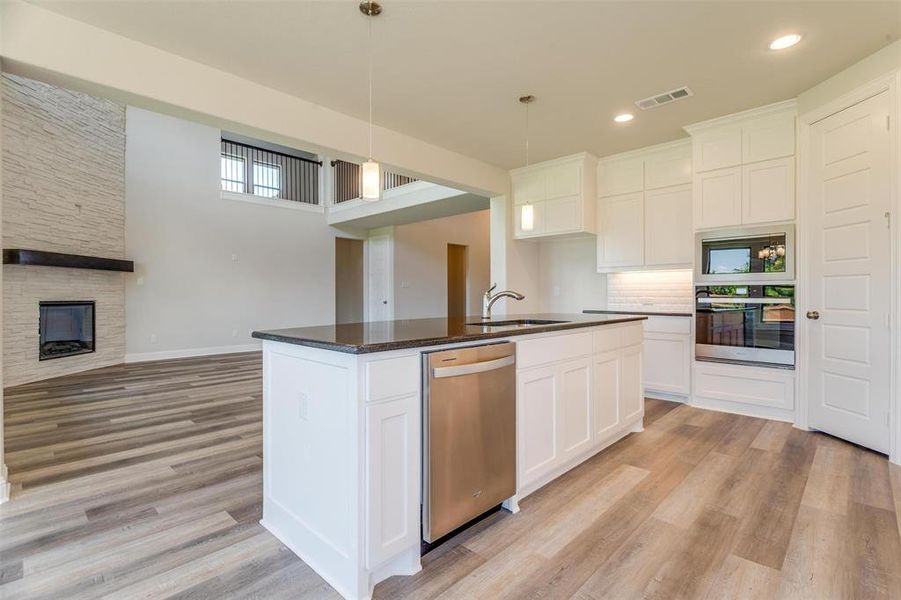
xmin=360 ymin=1 xmax=382 ymax=200
xmin=519 ymin=95 xmax=535 ymax=231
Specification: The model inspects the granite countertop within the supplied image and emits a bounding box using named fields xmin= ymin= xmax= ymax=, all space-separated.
xmin=583 ymin=309 xmax=693 ymax=318
xmin=251 ymin=313 xmax=647 ymax=354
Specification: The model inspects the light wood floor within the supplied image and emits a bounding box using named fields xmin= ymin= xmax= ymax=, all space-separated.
xmin=2 ymin=353 xmax=900 ymax=599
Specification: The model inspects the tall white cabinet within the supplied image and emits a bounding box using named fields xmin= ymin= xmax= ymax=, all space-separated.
xmin=596 ymin=140 xmax=693 ymax=272
xmin=685 ymin=100 xmax=797 ymax=230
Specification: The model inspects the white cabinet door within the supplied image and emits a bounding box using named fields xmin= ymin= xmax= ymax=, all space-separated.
xmin=547 ymin=162 xmax=581 ymax=199
xmin=558 ymin=357 xmax=593 ymax=460
xmin=366 ymin=394 xmax=418 ymax=569
xmin=514 ymin=199 xmax=546 ymax=238
xmin=593 ymin=351 xmax=621 ymax=441
xmin=741 ymin=157 xmax=795 ymax=225
xmin=693 ymin=128 xmax=742 ymax=172
xmin=619 ymin=345 xmax=644 ymax=424
xmin=512 ymin=170 xmax=545 ymax=205
xmin=546 ymin=195 xmax=582 ymax=233
xmin=597 ymin=156 xmax=644 ymax=197
xmin=742 ymin=112 xmax=795 ymax=163
xmin=517 ymin=364 xmax=559 ymax=487
xmin=642 ymin=333 xmax=690 ymax=396
xmin=694 ymin=166 xmax=741 ymax=229
xmin=644 ymin=184 xmax=692 ymax=266
xmin=598 ymin=192 xmax=644 ymax=269
xmin=644 ymin=147 xmax=692 ymax=190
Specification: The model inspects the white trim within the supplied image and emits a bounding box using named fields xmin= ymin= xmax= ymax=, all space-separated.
xmin=596 ymin=137 xmax=692 ymax=164
xmin=220 ymin=190 xmax=325 ymax=213
xmin=125 ymin=342 xmax=261 ymax=363
xmin=797 ymin=69 xmax=901 ymax=464
xmin=0 ymin=464 xmax=9 ymax=504
xmin=509 ymin=151 xmax=598 ymax=175
xmin=327 ymin=180 xmax=436 ymax=214
xmin=684 ymin=98 xmax=798 ymax=135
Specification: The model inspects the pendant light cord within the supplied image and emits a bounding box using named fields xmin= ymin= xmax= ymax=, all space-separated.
xmin=525 ymin=101 xmax=530 ymax=167
xmin=368 ymin=12 xmax=373 ymax=161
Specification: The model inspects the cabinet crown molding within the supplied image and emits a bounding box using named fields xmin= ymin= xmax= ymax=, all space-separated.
xmin=683 ymin=98 xmax=798 ymax=135
xmin=509 ymin=151 xmax=597 ymax=175
xmin=596 ymin=137 xmax=691 ymax=164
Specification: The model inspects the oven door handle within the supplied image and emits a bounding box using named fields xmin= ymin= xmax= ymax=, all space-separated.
xmin=432 ymin=355 xmax=515 ymax=379
xmin=697 ymin=297 xmax=793 ymax=305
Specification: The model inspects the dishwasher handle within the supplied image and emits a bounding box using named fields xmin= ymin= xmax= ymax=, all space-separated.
xmin=432 ymin=354 xmax=515 ymax=379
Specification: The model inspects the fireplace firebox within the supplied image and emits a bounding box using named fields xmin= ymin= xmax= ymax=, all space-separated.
xmin=39 ymin=301 xmax=95 ymax=360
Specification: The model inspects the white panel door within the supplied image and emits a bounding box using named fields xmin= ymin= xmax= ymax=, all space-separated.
xmin=619 ymin=345 xmax=644 ymax=424
xmin=807 ymin=90 xmax=892 ymax=453
xmin=558 ymin=357 xmax=593 ymax=459
xmin=644 ymin=184 xmax=693 ymax=266
xmin=367 ymin=234 xmax=393 ymax=322
xmin=598 ymin=192 xmax=644 ymax=268
xmin=366 ymin=394 xmax=418 ymax=568
xmin=694 ymin=167 xmax=742 ymax=229
xmin=742 ymin=157 xmax=796 ymax=224
xmin=593 ymin=351 xmax=621 ymax=440
xmin=517 ymin=365 xmax=559 ymax=486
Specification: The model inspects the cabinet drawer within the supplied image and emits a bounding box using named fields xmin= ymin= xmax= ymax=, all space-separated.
xmin=517 ymin=331 xmax=592 ymax=369
xmin=366 ymin=355 xmax=420 ymax=402
xmin=643 ymin=316 xmax=691 ymax=335
xmin=693 ymin=361 xmax=795 ymax=410
xmin=592 ymin=322 xmax=643 ymax=354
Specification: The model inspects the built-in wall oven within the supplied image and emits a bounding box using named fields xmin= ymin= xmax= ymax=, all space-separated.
xmin=695 ymin=284 xmax=795 ymax=367
xmin=695 ymin=224 xmax=795 ymax=284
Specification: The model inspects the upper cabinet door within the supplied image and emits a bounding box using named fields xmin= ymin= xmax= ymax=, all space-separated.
xmin=597 ymin=192 xmax=644 ymax=268
xmin=511 ymin=170 xmax=546 ymax=205
xmin=694 ymin=167 xmax=742 ymax=229
xmin=546 ymin=196 xmax=582 ymax=233
xmin=546 ymin=162 xmax=582 ymax=200
xmin=743 ymin=112 xmax=796 ymax=164
xmin=644 ymin=146 xmax=692 ymax=190
xmin=693 ymin=128 xmax=742 ymax=172
xmin=742 ymin=157 xmax=795 ymax=225
xmin=644 ymin=184 xmax=693 ymax=266
xmin=597 ymin=157 xmax=644 ymax=197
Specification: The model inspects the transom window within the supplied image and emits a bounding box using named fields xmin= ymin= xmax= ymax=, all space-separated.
xmin=220 ymin=138 xmax=321 ymax=205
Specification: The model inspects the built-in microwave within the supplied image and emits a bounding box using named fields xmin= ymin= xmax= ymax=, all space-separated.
xmin=695 ymin=284 xmax=795 ymax=367
xmin=695 ymin=224 xmax=795 ymax=284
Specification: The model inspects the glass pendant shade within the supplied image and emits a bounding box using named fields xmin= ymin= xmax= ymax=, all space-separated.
xmin=521 ymin=203 xmax=534 ymax=231
xmin=361 ymin=160 xmax=380 ymax=200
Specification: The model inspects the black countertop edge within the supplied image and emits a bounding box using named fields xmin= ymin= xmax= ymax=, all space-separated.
xmin=252 ymin=314 xmax=647 ymax=354
xmin=583 ymin=309 xmax=693 ymax=318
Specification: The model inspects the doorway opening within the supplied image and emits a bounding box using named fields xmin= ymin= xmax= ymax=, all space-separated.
xmin=447 ymin=243 xmax=468 ymax=319
xmin=335 ymin=238 xmax=364 ymax=324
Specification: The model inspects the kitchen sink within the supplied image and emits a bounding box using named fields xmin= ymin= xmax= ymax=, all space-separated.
xmin=466 ymin=319 xmax=569 ymax=328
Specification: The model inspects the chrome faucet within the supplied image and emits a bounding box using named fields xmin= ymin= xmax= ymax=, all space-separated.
xmin=481 ymin=284 xmax=525 ymax=320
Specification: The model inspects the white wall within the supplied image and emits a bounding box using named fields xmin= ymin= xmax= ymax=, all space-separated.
xmin=489 ymin=194 xmax=542 ymax=315
xmin=125 ymin=107 xmax=340 ymax=360
xmin=392 ymin=210 xmax=490 ymax=319
xmin=798 ymin=39 xmax=901 ymax=115
xmin=537 ymin=238 xmax=607 ymax=313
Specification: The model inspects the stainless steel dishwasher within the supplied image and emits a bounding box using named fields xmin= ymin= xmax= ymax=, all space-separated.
xmin=422 ymin=342 xmax=516 ymax=543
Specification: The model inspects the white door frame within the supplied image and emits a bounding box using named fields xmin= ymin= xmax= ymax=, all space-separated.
xmin=797 ymin=70 xmax=901 ymax=464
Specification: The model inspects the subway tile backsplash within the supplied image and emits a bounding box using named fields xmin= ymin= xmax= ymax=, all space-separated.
xmin=606 ymin=270 xmax=693 ymax=313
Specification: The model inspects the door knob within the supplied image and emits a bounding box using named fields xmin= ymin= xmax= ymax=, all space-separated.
xmin=806 ymin=311 xmax=820 ymax=320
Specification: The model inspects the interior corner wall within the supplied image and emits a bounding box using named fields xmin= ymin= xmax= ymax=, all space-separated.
xmin=537 ymin=238 xmax=607 ymax=313
xmin=125 ymin=106 xmax=338 ymax=360
xmin=488 ymin=194 xmax=542 ymax=316
xmin=392 ymin=210 xmax=490 ymax=319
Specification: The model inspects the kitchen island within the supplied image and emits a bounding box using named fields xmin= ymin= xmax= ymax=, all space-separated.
xmin=252 ymin=313 xmax=646 ymax=600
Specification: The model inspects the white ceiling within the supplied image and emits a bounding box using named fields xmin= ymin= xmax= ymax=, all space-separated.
xmin=32 ymin=1 xmax=901 ymax=169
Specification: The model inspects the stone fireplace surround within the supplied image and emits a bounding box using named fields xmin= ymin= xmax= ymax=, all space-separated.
xmin=2 ymin=74 xmax=127 ymax=387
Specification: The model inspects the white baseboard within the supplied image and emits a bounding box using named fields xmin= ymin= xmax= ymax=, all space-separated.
xmin=125 ymin=342 xmax=261 ymax=363
xmin=645 ymin=390 xmax=688 ymax=403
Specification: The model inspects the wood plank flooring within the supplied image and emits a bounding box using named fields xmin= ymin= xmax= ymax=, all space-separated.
xmin=2 ymin=353 xmax=901 ymax=599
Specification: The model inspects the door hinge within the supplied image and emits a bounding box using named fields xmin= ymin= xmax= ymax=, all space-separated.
xmin=887 ymin=115 xmax=891 ymax=131
xmin=886 ymin=412 xmax=891 ymax=428
xmin=885 ymin=211 xmax=891 ymax=229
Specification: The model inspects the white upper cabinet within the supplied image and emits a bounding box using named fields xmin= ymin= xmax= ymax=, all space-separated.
xmin=645 ymin=184 xmax=693 ymax=266
xmin=511 ymin=153 xmax=597 ymax=240
xmin=686 ymin=100 xmax=797 ymax=229
xmin=596 ymin=140 xmax=693 ymax=272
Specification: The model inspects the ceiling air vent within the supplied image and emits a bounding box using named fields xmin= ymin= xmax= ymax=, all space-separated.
xmin=635 ymin=86 xmax=693 ymax=110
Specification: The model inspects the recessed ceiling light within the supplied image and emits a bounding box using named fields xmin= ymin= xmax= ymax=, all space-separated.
xmin=769 ymin=33 xmax=802 ymax=50
xmin=614 ymin=113 xmax=634 ymax=123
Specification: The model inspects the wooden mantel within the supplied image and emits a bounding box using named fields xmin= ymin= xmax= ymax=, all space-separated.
xmin=3 ymin=249 xmax=134 ymax=272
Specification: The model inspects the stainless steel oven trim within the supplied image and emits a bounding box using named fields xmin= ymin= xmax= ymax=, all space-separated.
xmin=697 ymin=297 xmax=792 ymax=305
xmin=695 ymin=343 xmax=795 ymax=366
xmin=694 ymin=223 xmax=796 ymax=284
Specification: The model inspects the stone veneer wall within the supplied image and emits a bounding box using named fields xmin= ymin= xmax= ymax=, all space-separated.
xmin=2 ymin=74 xmax=126 ymax=387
